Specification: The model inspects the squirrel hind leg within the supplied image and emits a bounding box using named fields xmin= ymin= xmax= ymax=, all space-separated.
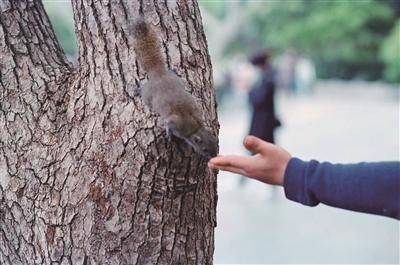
xmin=165 ymin=119 xmax=177 ymax=142
xmin=165 ymin=117 xmax=185 ymax=142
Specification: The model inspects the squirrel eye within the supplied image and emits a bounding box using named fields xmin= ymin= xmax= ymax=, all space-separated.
xmin=194 ymin=135 xmax=202 ymax=144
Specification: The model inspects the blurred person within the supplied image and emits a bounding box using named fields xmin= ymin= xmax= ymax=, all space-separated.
xmin=248 ymin=50 xmax=281 ymax=144
xmin=294 ymin=55 xmax=316 ymax=95
xmin=208 ymin=136 xmax=400 ymax=220
xmin=230 ymin=61 xmax=258 ymax=93
xmin=276 ymin=49 xmax=298 ymax=95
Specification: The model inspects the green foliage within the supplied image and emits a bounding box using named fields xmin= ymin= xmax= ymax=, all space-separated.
xmin=43 ymin=1 xmax=77 ymax=56
xmin=380 ymin=19 xmax=400 ymax=83
xmin=200 ymin=0 xmax=397 ymax=81
xmin=199 ymin=1 xmax=228 ymax=18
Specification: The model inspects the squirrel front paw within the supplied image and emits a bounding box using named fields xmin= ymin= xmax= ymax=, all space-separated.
xmin=126 ymin=83 xmax=142 ymax=98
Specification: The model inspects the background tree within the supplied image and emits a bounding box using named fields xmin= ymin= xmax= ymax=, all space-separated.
xmin=0 ymin=0 xmax=218 ymax=264
xmin=379 ymin=19 xmax=400 ymax=83
xmin=200 ymin=0 xmax=398 ymax=82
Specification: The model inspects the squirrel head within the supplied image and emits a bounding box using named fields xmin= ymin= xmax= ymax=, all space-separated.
xmin=185 ymin=127 xmax=218 ymax=158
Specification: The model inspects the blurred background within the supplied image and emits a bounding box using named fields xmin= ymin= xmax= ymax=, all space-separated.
xmin=44 ymin=0 xmax=399 ymax=264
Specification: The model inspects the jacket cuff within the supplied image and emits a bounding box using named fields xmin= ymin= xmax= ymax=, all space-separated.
xmin=283 ymin=157 xmax=318 ymax=206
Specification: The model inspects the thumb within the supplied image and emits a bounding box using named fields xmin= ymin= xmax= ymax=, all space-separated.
xmin=243 ymin=135 xmax=271 ymax=155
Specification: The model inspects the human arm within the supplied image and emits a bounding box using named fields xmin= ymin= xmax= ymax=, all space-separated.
xmin=208 ymin=135 xmax=400 ymax=219
xmin=285 ymin=158 xmax=400 ymax=219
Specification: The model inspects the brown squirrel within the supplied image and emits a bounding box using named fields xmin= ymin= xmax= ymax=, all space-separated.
xmin=129 ymin=17 xmax=217 ymax=157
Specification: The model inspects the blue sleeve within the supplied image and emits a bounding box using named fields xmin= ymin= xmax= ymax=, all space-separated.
xmin=283 ymin=158 xmax=400 ymax=219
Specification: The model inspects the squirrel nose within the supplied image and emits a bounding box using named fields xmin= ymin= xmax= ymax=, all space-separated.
xmin=202 ymin=147 xmax=216 ymax=157
xmin=202 ymin=147 xmax=213 ymax=156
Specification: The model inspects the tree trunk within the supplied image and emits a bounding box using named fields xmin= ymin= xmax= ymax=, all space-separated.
xmin=0 ymin=0 xmax=218 ymax=264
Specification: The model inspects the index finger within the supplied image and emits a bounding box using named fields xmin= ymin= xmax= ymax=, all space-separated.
xmin=208 ymin=155 xmax=251 ymax=170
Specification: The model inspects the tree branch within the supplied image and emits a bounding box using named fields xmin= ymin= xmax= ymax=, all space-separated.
xmin=0 ymin=0 xmax=71 ymax=91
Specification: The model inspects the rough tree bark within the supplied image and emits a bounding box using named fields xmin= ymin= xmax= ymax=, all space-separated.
xmin=0 ymin=0 xmax=218 ymax=264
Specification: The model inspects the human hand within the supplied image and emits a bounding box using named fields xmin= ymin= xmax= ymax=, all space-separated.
xmin=208 ymin=135 xmax=291 ymax=186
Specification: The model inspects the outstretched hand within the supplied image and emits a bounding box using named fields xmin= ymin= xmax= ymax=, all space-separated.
xmin=208 ymin=136 xmax=291 ymax=186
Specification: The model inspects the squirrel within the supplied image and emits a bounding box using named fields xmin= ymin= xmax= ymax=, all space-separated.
xmin=128 ymin=17 xmax=217 ymax=157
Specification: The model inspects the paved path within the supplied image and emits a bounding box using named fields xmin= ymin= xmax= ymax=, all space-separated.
xmin=214 ymin=82 xmax=399 ymax=264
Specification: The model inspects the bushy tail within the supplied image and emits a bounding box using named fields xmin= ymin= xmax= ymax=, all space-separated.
xmin=129 ymin=17 xmax=167 ymax=78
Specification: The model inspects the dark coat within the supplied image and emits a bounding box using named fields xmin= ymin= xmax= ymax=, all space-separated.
xmin=248 ymin=69 xmax=280 ymax=143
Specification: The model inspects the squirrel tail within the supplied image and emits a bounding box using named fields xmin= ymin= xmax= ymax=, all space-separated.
xmin=129 ymin=17 xmax=167 ymax=78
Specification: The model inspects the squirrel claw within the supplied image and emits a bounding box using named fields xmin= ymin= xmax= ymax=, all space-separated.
xmin=166 ymin=128 xmax=172 ymax=142
xmin=126 ymin=83 xmax=142 ymax=98
xmin=133 ymin=86 xmax=142 ymax=96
